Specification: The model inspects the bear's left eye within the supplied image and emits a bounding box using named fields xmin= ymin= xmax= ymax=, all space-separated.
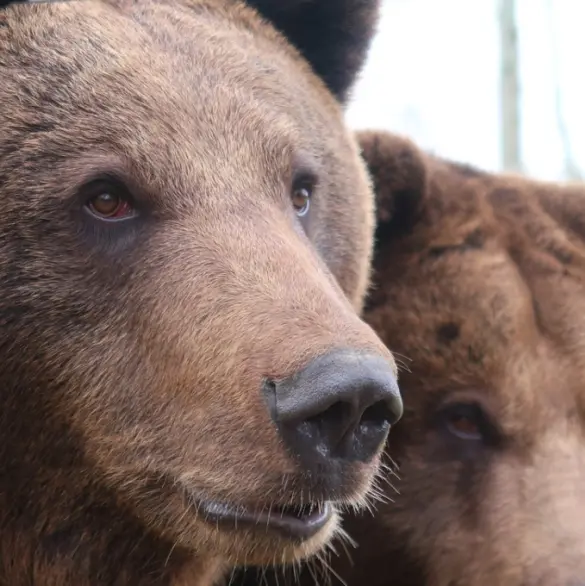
xmin=432 ymin=397 xmax=504 ymax=456
xmin=438 ymin=402 xmax=488 ymax=442
xmin=291 ymin=177 xmax=314 ymax=218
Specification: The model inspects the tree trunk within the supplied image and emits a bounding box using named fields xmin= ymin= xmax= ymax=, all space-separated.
xmin=545 ymin=0 xmax=582 ymax=181
xmin=499 ymin=0 xmax=522 ymax=172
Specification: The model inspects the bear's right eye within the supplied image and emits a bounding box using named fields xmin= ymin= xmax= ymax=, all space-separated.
xmin=83 ymin=180 xmax=136 ymax=221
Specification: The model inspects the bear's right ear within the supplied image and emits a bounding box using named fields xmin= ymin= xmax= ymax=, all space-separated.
xmin=246 ymin=0 xmax=381 ymax=104
xmin=356 ymin=130 xmax=428 ymax=241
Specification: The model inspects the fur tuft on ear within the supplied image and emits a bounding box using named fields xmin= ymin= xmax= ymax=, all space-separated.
xmin=246 ymin=0 xmax=381 ymax=103
xmin=356 ymin=130 xmax=428 ymax=238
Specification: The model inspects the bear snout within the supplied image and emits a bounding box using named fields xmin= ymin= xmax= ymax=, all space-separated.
xmin=263 ymin=349 xmax=402 ymax=476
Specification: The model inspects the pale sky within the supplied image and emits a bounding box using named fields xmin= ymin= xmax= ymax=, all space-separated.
xmin=346 ymin=0 xmax=585 ymax=181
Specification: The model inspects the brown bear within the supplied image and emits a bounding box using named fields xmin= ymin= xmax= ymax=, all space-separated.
xmin=327 ymin=130 xmax=585 ymax=586
xmin=0 ymin=3 xmax=405 ymax=585
xmin=236 ymin=130 xmax=585 ymax=586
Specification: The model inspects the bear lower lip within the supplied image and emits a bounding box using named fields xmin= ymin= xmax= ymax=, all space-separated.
xmin=199 ymin=500 xmax=333 ymax=540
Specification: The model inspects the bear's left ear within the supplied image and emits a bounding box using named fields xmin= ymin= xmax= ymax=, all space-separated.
xmin=356 ymin=130 xmax=429 ymax=241
xmin=247 ymin=0 xmax=381 ymax=103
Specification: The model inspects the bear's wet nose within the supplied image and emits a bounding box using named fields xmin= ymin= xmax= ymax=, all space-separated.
xmin=264 ymin=349 xmax=402 ymax=468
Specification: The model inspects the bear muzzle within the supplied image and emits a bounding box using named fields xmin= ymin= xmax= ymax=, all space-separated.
xmin=188 ymin=348 xmax=401 ymax=542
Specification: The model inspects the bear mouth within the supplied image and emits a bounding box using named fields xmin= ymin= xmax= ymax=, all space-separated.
xmin=198 ymin=500 xmax=333 ymax=540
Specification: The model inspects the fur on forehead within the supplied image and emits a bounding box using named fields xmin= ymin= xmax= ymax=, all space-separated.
xmin=356 ymin=130 xmax=429 ymax=240
xmin=1 ymin=0 xmax=381 ymax=104
xmin=247 ymin=0 xmax=381 ymax=103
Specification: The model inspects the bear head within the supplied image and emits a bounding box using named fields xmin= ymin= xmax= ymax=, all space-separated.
xmin=0 ymin=3 xmax=403 ymax=585
xmin=333 ymin=130 xmax=585 ymax=586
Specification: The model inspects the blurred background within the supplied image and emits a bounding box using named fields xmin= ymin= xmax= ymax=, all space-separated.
xmin=345 ymin=0 xmax=585 ymax=182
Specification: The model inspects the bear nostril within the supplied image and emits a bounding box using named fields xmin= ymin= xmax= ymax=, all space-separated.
xmin=306 ymin=398 xmax=397 ymax=459
xmin=305 ymin=400 xmax=351 ymax=428
xmin=361 ymin=400 xmax=397 ymax=427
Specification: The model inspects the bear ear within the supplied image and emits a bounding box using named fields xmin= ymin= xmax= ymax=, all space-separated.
xmin=246 ymin=0 xmax=381 ymax=103
xmin=356 ymin=130 xmax=428 ymax=241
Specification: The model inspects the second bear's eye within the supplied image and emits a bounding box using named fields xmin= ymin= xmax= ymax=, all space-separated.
xmin=439 ymin=402 xmax=486 ymax=441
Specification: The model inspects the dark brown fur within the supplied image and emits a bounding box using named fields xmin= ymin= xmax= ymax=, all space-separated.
xmin=237 ymin=131 xmax=585 ymax=586
xmin=0 ymin=2 xmax=394 ymax=585
xmin=335 ymin=131 xmax=585 ymax=586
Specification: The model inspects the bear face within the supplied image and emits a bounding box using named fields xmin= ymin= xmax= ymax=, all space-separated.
xmin=329 ymin=130 xmax=585 ymax=586
xmin=0 ymin=2 xmax=404 ymax=584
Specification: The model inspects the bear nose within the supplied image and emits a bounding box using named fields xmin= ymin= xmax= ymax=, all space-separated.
xmin=263 ymin=349 xmax=403 ymax=467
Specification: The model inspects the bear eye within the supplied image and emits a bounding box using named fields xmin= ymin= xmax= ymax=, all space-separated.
xmin=83 ymin=180 xmax=136 ymax=221
xmin=439 ymin=402 xmax=486 ymax=441
xmin=291 ymin=177 xmax=314 ymax=217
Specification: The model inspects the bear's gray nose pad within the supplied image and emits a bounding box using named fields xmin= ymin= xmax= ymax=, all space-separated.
xmin=263 ymin=348 xmax=402 ymax=470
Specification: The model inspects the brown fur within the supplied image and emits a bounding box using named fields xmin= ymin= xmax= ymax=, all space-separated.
xmin=237 ymin=131 xmax=585 ymax=586
xmin=335 ymin=131 xmax=585 ymax=586
xmin=0 ymin=2 xmax=396 ymax=585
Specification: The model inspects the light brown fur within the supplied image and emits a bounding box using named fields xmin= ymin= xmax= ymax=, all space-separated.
xmin=0 ymin=2 xmax=396 ymax=585
xmin=332 ymin=131 xmax=585 ymax=586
